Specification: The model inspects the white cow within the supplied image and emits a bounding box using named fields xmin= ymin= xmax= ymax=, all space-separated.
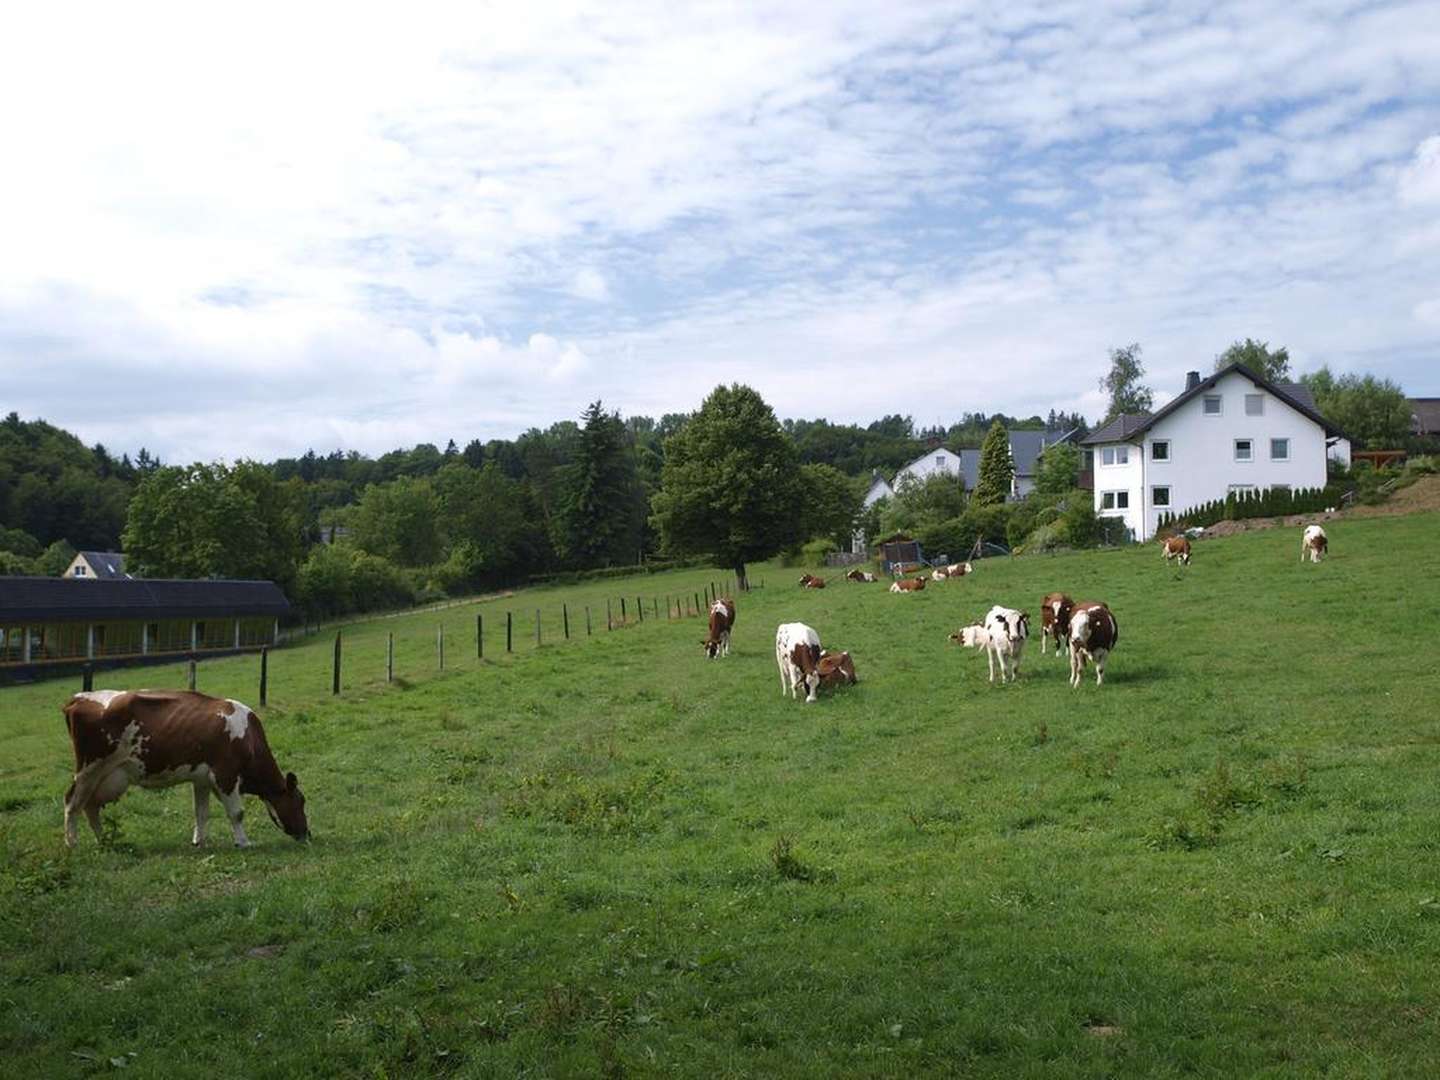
xmin=983 ymin=605 xmax=1030 ymax=681
xmin=775 ymin=622 xmax=822 ymax=703
xmin=949 ymin=623 xmax=1018 ymax=685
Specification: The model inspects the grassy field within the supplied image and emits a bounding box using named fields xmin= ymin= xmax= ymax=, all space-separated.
xmin=4 ymin=514 xmax=1440 ymax=1078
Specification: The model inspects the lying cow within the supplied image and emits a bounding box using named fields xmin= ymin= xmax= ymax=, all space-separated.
xmin=1301 ymin=524 xmax=1328 ymax=563
xmin=702 ymin=597 xmax=736 ymax=658
xmin=798 ymin=574 xmax=826 ymax=588
xmin=817 ymin=649 xmax=858 ymax=689
xmin=775 ymin=622 xmax=823 ymax=702
xmin=62 ymin=689 xmax=309 ymax=848
xmin=1039 ymin=592 xmax=1073 ymax=657
xmin=890 ymin=576 xmax=927 ymax=593
xmin=1161 ymin=536 xmax=1191 ymax=565
xmin=949 ymin=623 xmax=1018 ymax=684
xmin=985 ymin=605 xmax=1030 ymax=679
xmin=932 ymin=562 xmax=974 ymax=580
xmin=845 ymin=568 xmax=877 ymax=583
xmin=1068 ymin=601 xmax=1119 ymax=688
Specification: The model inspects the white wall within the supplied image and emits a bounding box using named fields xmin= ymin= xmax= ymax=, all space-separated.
xmin=1091 ymin=371 xmax=1331 ymax=541
xmin=894 ymin=447 xmax=962 ymax=488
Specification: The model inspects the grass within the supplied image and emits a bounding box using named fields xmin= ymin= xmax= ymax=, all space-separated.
xmin=4 ymin=516 xmax=1440 ymax=1077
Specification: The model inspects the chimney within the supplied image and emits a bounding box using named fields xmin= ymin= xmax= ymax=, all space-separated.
xmin=1185 ymin=370 xmax=1201 ymax=392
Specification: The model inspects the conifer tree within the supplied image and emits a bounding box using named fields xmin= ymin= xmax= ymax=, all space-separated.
xmin=973 ymin=420 xmax=1014 ymax=506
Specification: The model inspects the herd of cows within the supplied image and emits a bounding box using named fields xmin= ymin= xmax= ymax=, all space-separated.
xmin=53 ymin=524 xmax=1332 ymax=850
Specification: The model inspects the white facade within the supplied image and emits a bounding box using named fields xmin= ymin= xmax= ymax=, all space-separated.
xmin=894 ymin=447 xmax=963 ymax=489
xmin=1091 ymin=371 xmax=1332 ymax=541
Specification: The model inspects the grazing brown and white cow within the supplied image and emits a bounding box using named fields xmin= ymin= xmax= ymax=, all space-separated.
xmin=845 ymin=568 xmax=877 ymax=583
xmin=1161 ymin=536 xmax=1191 ymax=565
xmin=62 ymin=690 xmax=309 ymax=848
xmin=1068 ymin=602 xmax=1119 ymax=688
xmin=798 ymin=573 xmax=826 ymax=588
xmin=948 ymin=623 xmax=1017 ymax=684
xmin=817 ymin=649 xmax=858 ymax=689
xmin=775 ymin=623 xmax=823 ymax=702
xmin=702 ymin=597 xmax=736 ymax=658
xmin=932 ymin=561 xmax=974 ymax=580
xmin=889 ymin=576 xmax=927 ymax=593
xmin=1301 ymin=524 xmax=1328 ymax=563
xmin=1039 ymin=592 xmax=1073 ymax=657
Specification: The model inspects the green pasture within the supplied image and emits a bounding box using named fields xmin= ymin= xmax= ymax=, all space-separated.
xmin=4 ymin=515 xmax=1440 ymax=1077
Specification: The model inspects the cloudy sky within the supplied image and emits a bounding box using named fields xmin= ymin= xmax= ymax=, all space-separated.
xmin=3 ymin=0 xmax=1438 ymax=463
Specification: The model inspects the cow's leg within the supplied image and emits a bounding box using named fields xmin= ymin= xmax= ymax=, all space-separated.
xmin=1094 ymin=650 xmax=1106 ymax=686
xmin=215 ymin=779 xmax=250 ymax=848
xmin=63 ymin=764 xmax=109 ymax=847
xmin=986 ymin=646 xmax=996 ymax=684
xmin=192 ymin=782 xmax=211 ymax=847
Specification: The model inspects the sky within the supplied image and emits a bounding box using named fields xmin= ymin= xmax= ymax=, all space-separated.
xmin=2 ymin=0 xmax=1438 ymax=464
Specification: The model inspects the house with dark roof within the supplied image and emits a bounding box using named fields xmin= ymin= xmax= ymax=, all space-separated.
xmin=63 ymin=551 xmax=130 ymax=580
xmin=1081 ymin=364 xmax=1349 ymax=541
xmin=0 ymin=577 xmax=289 ymax=669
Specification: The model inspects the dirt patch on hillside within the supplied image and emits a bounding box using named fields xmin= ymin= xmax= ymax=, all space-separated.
xmin=1198 ymin=476 xmax=1440 ymax=539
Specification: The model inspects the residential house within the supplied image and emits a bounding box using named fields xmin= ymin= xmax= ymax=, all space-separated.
xmin=63 ymin=551 xmax=131 ymax=580
xmin=1081 ymin=364 xmax=1349 ymax=542
xmin=1410 ymin=398 xmax=1440 ymax=437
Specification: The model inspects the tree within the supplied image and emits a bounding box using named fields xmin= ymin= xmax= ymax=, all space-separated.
xmin=349 ymin=476 xmax=443 ymax=567
xmin=556 ymin=401 xmax=642 ymax=567
xmin=1215 ymin=338 xmax=1291 ymax=382
xmin=649 ymin=384 xmax=804 ymax=589
xmin=1300 ymin=366 xmax=1410 ymax=449
xmin=973 ymin=420 xmax=1014 ymax=506
xmin=797 ymin=463 xmax=863 ymax=548
xmin=1034 ymin=441 xmax=1081 ymax=496
xmin=1099 ymin=343 xmax=1154 ymax=421
xmin=880 ymin=471 xmax=967 ymax=535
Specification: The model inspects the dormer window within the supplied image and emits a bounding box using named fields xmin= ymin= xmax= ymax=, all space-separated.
xmin=74 ymin=565 xmax=87 ymax=577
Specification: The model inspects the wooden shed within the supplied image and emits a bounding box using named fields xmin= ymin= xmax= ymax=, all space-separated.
xmin=873 ymin=533 xmax=922 ymax=575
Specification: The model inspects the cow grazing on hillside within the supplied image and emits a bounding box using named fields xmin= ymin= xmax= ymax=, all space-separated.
xmin=1039 ymin=592 xmax=1073 ymax=657
xmin=1068 ymin=602 xmax=1119 ymax=688
xmin=949 ymin=623 xmax=1018 ymax=684
xmin=984 ymin=605 xmax=1030 ymax=679
xmin=702 ymin=597 xmax=736 ymax=658
xmin=889 ymin=576 xmax=927 ymax=593
xmin=798 ymin=574 xmax=826 ymax=588
xmin=1301 ymin=524 xmax=1328 ymax=563
xmin=1161 ymin=536 xmax=1191 ymax=565
xmin=845 ymin=568 xmax=877 ymax=583
xmin=816 ymin=649 xmax=858 ymax=689
xmin=775 ymin=623 xmax=823 ymax=703
xmin=932 ymin=562 xmax=974 ymax=580
xmin=62 ymin=690 xmax=309 ymax=848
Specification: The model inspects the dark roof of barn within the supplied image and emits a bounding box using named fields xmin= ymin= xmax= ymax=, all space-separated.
xmin=1081 ymin=363 xmax=1347 ymax=444
xmin=0 ymin=578 xmax=290 ymax=621
xmin=77 ymin=551 xmax=129 ymax=579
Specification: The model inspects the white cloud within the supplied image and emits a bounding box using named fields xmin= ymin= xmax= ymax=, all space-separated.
xmin=1398 ymin=136 xmax=1440 ymax=205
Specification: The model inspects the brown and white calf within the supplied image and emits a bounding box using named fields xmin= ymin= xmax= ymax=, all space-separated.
xmin=889 ymin=576 xmax=927 ymax=593
xmin=817 ymin=649 xmax=858 ymax=689
xmin=949 ymin=623 xmax=1018 ymax=684
xmin=62 ymin=689 xmax=309 ymax=848
xmin=984 ymin=605 xmax=1029 ymax=679
xmin=932 ymin=561 xmax=974 ymax=580
xmin=1161 ymin=536 xmax=1191 ymax=565
xmin=798 ymin=574 xmax=826 ymax=588
xmin=1067 ymin=602 xmax=1119 ymax=688
xmin=775 ymin=623 xmax=823 ymax=702
xmin=1039 ymin=592 xmax=1073 ymax=657
xmin=1301 ymin=524 xmax=1328 ymax=563
xmin=845 ymin=568 xmax=877 ymax=583
xmin=702 ymin=597 xmax=736 ymax=658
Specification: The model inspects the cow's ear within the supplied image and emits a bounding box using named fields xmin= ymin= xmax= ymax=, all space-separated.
xmin=286 ymin=771 xmax=298 ymax=792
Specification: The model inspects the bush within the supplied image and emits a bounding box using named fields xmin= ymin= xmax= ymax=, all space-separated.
xmin=1156 ymin=483 xmax=1346 ymax=533
xmin=295 ymin=544 xmax=417 ymax=619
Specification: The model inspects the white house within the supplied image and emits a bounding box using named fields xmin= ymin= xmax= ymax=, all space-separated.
xmin=893 ymin=446 xmax=965 ymax=489
xmin=1081 ymin=364 xmax=1348 ymax=542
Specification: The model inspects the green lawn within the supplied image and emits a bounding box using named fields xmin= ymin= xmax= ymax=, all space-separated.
xmin=4 ymin=516 xmax=1440 ymax=1078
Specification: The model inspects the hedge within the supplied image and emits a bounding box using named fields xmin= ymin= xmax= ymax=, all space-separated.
xmin=1156 ymin=484 xmax=1346 ymax=533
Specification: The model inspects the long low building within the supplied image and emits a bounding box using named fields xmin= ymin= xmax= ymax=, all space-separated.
xmin=0 ymin=577 xmax=289 ymax=667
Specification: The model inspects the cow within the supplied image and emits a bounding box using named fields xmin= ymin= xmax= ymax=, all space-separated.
xmin=62 ymin=689 xmax=309 ymax=848
xmin=1038 ymin=592 xmax=1073 ymax=658
xmin=948 ymin=623 xmax=1017 ymax=684
xmin=1068 ymin=602 xmax=1119 ymax=688
xmin=845 ymin=568 xmax=877 ymax=583
xmin=889 ymin=576 xmax=927 ymax=593
xmin=702 ymin=597 xmax=736 ymax=658
xmin=798 ymin=574 xmax=826 ymax=588
xmin=984 ymin=605 xmax=1030 ymax=680
xmin=1301 ymin=524 xmax=1328 ymax=563
xmin=775 ymin=623 xmax=823 ymax=703
xmin=816 ymin=649 xmax=858 ymax=688
xmin=932 ymin=562 xmax=974 ymax=580
xmin=1161 ymin=535 xmax=1191 ymax=565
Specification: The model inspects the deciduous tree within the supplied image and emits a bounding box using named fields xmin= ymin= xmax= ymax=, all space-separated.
xmin=1099 ymin=343 xmax=1154 ymax=421
xmin=1214 ymin=338 xmax=1292 ymax=382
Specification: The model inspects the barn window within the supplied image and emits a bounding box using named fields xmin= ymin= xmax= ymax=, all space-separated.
xmin=1151 ymin=440 xmax=1170 ymax=462
xmin=1270 ymin=438 xmax=1290 ymax=461
xmin=1152 ymin=486 xmax=1171 ymax=507
xmin=1203 ymin=395 xmax=1223 ymax=415
xmin=1245 ymin=394 xmax=1265 ymax=416
xmin=1234 ymin=439 xmax=1253 ymax=462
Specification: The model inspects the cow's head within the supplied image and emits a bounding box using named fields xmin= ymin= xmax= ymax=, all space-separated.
xmin=950 ymin=625 xmax=987 ymax=649
xmin=265 ymin=772 xmax=309 ymax=841
xmin=702 ymin=637 xmax=721 ymax=659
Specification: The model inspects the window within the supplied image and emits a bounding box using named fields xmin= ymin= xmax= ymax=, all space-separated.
xmin=1270 ymin=438 xmax=1290 ymax=461
xmin=1203 ymin=395 xmax=1223 ymax=415
xmin=73 ymin=564 xmax=87 ymax=577
xmin=1150 ymin=440 xmax=1170 ymax=462
xmin=935 ymin=455 xmax=945 ymax=469
xmin=1101 ymin=446 xmax=1129 ymax=466
xmin=1234 ymin=439 xmax=1253 ymax=462
xmin=1100 ymin=490 xmax=1130 ymax=511
xmin=1245 ymin=394 xmax=1265 ymax=416
xmin=1152 ymin=486 xmax=1171 ymax=507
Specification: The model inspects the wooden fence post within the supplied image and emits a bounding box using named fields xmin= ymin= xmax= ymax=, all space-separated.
xmin=332 ymin=633 xmax=341 ymax=695
xmin=506 ymin=612 xmax=513 ymax=653
xmin=607 ymin=599 xmax=613 ymax=631
xmin=387 ymin=632 xmax=394 ymax=683
xmin=637 ymin=596 xmax=643 ymax=623
xmin=586 ymin=606 xmax=592 ymax=636
xmin=620 ymin=597 xmax=627 ymax=624
xmin=563 ymin=603 xmax=570 ymax=639
xmin=259 ymin=647 xmax=268 ymax=705
xmin=535 ymin=609 xmax=541 ymax=647
xmin=82 ymin=664 xmax=93 ymax=692
xmin=188 ymin=658 xmax=197 ymax=691
xmin=477 ymin=614 xmax=483 ymax=660
xmin=653 ymin=596 xmax=658 ymax=620
xmin=695 ymin=591 xmax=701 ymax=615
xmin=438 ymin=625 xmax=445 ymax=670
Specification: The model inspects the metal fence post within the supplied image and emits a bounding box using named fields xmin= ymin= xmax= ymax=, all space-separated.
xmin=535 ymin=609 xmax=541 ymax=647
xmin=477 ymin=614 xmax=483 ymax=660
xmin=438 ymin=625 xmax=445 ymax=670
xmin=259 ymin=647 xmax=268 ymax=705
xmin=586 ymin=605 xmax=592 ymax=636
